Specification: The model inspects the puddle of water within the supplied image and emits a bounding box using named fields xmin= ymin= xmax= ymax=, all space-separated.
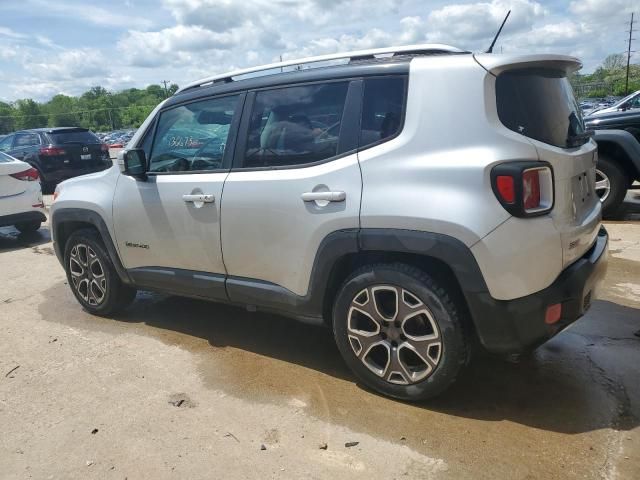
xmin=37 ymin=280 xmax=638 ymax=479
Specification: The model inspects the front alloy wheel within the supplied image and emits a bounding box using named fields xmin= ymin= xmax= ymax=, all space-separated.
xmin=64 ymin=229 xmax=137 ymax=316
xmin=69 ymin=243 xmax=107 ymax=306
xmin=347 ymin=285 xmax=442 ymax=385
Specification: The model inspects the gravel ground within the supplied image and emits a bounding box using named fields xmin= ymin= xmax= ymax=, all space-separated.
xmin=0 ymin=192 xmax=639 ymax=479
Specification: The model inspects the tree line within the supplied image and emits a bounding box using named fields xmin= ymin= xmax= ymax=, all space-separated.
xmin=570 ymin=53 xmax=640 ymax=99
xmin=0 ymin=83 xmax=178 ymax=135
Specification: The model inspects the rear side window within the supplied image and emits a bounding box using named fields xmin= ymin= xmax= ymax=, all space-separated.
xmin=242 ymin=82 xmax=349 ymax=168
xmin=149 ymin=94 xmax=240 ymax=173
xmin=48 ymin=130 xmax=100 ymax=144
xmin=496 ymin=69 xmax=587 ymax=148
xmin=14 ymin=133 xmax=40 ymax=147
xmin=360 ymin=76 xmax=406 ymax=149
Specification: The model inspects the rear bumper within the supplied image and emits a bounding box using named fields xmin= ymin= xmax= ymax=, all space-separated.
xmin=0 ymin=210 xmax=47 ymax=228
xmin=467 ymin=227 xmax=609 ymax=354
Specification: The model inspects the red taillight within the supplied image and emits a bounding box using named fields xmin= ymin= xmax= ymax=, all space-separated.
xmin=10 ymin=167 xmax=40 ymax=182
xmin=101 ymin=143 xmax=109 ymax=152
xmin=522 ymin=169 xmax=541 ymax=210
xmin=491 ymin=162 xmax=554 ymax=217
xmin=496 ymin=175 xmax=515 ymax=204
xmin=39 ymin=146 xmax=66 ymax=156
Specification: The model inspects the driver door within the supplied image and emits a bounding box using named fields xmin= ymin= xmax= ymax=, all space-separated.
xmin=113 ymin=93 xmax=244 ymax=300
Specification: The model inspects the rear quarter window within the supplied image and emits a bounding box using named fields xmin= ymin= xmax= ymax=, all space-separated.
xmin=496 ymin=69 xmax=586 ymax=148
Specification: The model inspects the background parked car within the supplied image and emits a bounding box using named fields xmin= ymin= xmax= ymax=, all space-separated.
xmin=586 ymin=90 xmax=640 ymax=116
xmin=585 ymin=108 xmax=640 ymax=141
xmin=0 ymin=151 xmax=46 ymax=233
xmin=0 ymin=127 xmax=112 ymax=193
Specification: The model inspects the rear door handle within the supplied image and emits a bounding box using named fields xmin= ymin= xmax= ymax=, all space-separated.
xmin=301 ymin=191 xmax=346 ymax=202
xmin=182 ymin=194 xmax=215 ymax=203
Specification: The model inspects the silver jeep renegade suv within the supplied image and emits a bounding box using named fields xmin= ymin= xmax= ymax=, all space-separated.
xmin=51 ymin=44 xmax=608 ymax=401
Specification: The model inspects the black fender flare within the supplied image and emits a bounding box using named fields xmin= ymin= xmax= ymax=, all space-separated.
xmin=593 ymin=129 xmax=640 ymax=176
xmin=51 ymin=208 xmax=132 ymax=284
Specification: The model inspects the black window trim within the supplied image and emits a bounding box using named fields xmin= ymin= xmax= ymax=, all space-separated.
xmin=145 ymin=91 xmax=247 ymax=176
xmin=356 ymin=74 xmax=409 ymax=153
xmin=232 ymin=78 xmax=362 ymax=172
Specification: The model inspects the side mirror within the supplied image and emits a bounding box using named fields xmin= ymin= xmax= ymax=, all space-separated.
xmin=120 ymin=149 xmax=147 ymax=178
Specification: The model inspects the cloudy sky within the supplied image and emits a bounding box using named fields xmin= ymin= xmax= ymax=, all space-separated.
xmin=0 ymin=0 xmax=637 ymax=102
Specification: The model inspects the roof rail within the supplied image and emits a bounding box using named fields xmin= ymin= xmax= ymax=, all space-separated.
xmin=176 ymin=43 xmax=467 ymax=93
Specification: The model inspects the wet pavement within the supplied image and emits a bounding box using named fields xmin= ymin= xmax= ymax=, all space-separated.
xmin=0 ymin=194 xmax=639 ymax=479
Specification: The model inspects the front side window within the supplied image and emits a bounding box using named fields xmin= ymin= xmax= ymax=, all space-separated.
xmin=149 ymin=95 xmax=239 ymax=173
xmin=360 ymin=76 xmax=406 ymax=149
xmin=242 ymin=82 xmax=349 ymax=168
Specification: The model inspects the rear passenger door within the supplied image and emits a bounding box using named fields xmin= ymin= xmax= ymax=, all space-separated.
xmin=221 ymin=80 xmax=362 ymax=298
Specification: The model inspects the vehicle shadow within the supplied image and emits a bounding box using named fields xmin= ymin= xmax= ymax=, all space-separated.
xmin=606 ymin=188 xmax=640 ymax=221
xmin=0 ymin=226 xmax=51 ymax=254
xmin=90 ymin=292 xmax=640 ymax=436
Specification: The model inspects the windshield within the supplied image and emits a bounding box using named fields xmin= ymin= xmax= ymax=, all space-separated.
xmin=496 ymin=68 xmax=587 ymax=148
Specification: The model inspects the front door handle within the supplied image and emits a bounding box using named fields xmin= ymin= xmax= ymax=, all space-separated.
xmin=301 ymin=191 xmax=346 ymax=202
xmin=183 ymin=194 xmax=215 ymax=203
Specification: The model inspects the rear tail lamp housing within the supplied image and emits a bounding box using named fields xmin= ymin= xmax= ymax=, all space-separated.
xmin=491 ymin=161 xmax=554 ymax=217
xmin=10 ymin=167 xmax=40 ymax=182
xmin=39 ymin=146 xmax=66 ymax=156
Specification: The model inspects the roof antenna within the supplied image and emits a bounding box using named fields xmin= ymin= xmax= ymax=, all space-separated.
xmin=486 ymin=10 xmax=511 ymax=53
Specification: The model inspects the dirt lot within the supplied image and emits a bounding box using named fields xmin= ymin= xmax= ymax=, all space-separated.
xmin=1 ymin=194 xmax=639 ymax=480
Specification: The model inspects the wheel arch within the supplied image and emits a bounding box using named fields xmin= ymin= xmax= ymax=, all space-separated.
xmin=593 ymin=130 xmax=640 ymax=182
xmin=51 ymin=208 xmax=132 ymax=284
xmin=316 ymin=229 xmax=488 ymax=339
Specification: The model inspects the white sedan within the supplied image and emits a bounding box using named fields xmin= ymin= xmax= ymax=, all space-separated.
xmin=0 ymin=152 xmax=46 ymax=233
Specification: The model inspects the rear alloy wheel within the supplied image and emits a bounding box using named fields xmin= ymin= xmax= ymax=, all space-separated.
xmin=64 ymin=229 xmax=137 ymax=316
xmin=333 ymin=263 xmax=468 ymax=401
xmin=346 ymin=285 xmax=442 ymax=385
xmin=596 ymin=155 xmax=628 ymax=217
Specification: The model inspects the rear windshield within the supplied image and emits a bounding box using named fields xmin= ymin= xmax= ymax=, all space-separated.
xmin=0 ymin=152 xmax=14 ymax=163
xmin=496 ymin=69 xmax=587 ymax=148
xmin=47 ymin=130 xmax=100 ymax=144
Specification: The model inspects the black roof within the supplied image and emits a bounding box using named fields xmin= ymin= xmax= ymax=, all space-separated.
xmin=164 ymin=56 xmax=418 ymax=110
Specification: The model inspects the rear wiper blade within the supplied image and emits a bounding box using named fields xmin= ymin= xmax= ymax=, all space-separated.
xmin=566 ymin=130 xmax=594 ymax=147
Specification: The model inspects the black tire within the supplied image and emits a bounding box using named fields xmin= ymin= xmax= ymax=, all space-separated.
xmin=15 ymin=221 xmax=41 ymax=234
xmin=332 ymin=263 xmax=468 ymax=401
xmin=64 ymin=228 xmax=137 ymax=316
xmin=597 ymin=154 xmax=628 ymax=217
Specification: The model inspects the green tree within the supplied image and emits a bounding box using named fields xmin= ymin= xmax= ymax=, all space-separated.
xmin=14 ymin=99 xmax=47 ymax=130
xmin=0 ymin=102 xmax=16 ymax=134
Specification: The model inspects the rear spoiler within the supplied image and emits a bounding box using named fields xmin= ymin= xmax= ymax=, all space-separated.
xmin=473 ymin=53 xmax=582 ymax=76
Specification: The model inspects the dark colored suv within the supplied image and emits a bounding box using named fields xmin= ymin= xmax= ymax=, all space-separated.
xmin=0 ymin=128 xmax=112 ymax=193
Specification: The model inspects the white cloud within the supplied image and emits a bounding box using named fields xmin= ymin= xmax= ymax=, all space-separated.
xmin=0 ymin=27 xmax=26 ymax=39
xmin=27 ymin=0 xmax=153 ymax=29
xmin=25 ymin=49 xmax=108 ymax=81
xmin=425 ymin=0 xmax=546 ymax=46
